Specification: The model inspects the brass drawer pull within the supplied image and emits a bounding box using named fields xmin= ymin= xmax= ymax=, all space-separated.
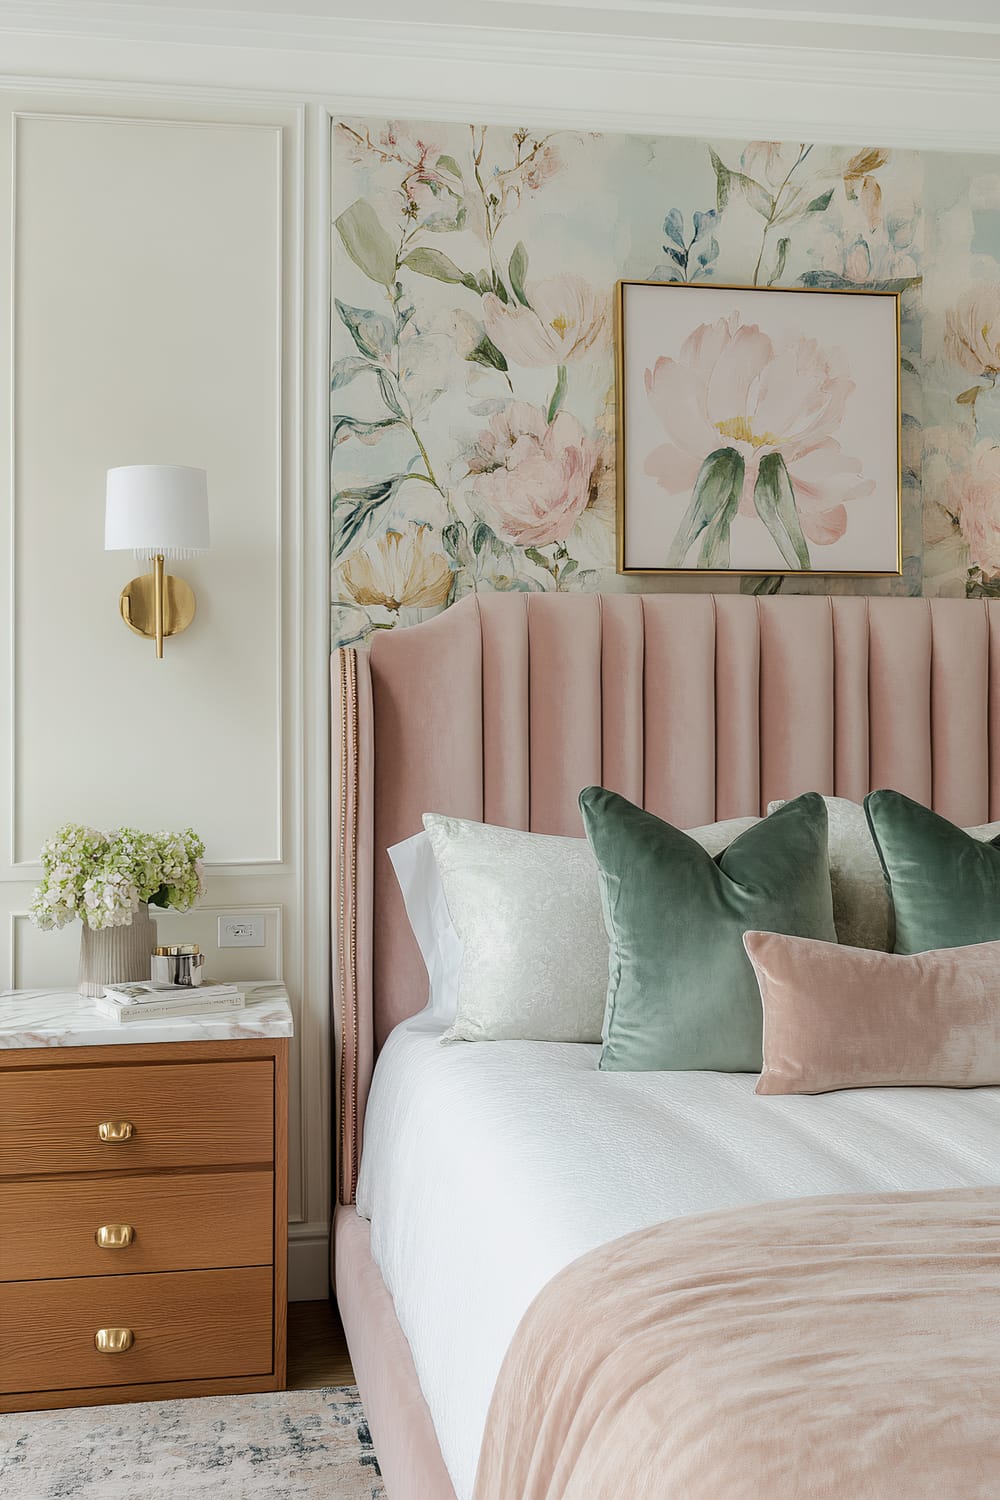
xmin=95 ymin=1327 xmax=134 ymax=1354
xmin=95 ymin=1224 xmax=134 ymax=1249
xmin=97 ymin=1120 xmax=133 ymax=1143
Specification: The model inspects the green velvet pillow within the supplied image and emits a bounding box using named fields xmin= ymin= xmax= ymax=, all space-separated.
xmin=864 ymin=789 xmax=1000 ymax=954
xmin=579 ymin=787 xmax=836 ymax=1072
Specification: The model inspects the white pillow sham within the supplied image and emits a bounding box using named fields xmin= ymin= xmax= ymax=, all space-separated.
xmin=422 ymin=810 xmax=760 ymax=1044
xmin=766 ymin=794 xmax=1000 ymax=951
xmin=388 ymin=830 xmax=463 ymax=1023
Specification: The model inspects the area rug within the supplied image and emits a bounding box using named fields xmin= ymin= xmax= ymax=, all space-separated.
xmin=0 ymin=1385 xmax=385 ymax=1499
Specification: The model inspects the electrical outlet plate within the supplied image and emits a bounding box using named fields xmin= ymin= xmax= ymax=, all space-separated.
xmin=218 ymin=914 xmax=266 ymax=948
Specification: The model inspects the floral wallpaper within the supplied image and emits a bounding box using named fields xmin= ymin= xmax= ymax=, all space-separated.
xmin=330 ymin=120 xmax=1000 ymax=648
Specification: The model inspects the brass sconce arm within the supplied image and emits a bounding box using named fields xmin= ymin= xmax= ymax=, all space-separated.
xmin=119 ymin=554 xmax=196 ymax=659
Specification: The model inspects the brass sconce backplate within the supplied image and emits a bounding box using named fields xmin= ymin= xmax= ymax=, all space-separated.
xmin=119 ymin=573 xmax=196 ymax=640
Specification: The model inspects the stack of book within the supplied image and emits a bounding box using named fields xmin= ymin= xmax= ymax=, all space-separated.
xmin=93 ymin=980 xmax=245 ymax=1024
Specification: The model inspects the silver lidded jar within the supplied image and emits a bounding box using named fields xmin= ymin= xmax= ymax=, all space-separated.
xmin=151 ymin=943 xmax=205 ymax=987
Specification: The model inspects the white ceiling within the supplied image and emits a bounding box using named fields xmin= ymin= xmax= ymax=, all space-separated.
xmin=502 ymin=0 xmax=1000 ymax=23
xmin=40 ymin=0 xmax=1000 ymax=19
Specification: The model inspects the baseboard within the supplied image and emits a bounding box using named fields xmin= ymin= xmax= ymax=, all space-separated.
xmin=288 ymin=1221 xmax=331 ymax=1301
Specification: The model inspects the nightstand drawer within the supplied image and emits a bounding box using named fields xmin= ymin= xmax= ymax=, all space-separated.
xmin=0 ymin=1266 xmax=274 ymax=1395
xmin=1 ymin=1060 xmax=274 ymax=1176
xmin=0 ymin=1170 xmax=273 ymax=1281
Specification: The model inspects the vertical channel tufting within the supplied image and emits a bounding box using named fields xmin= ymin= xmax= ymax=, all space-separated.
xmin=930 ymin=598 xmax=990 ymax=825
xmin=758 ymin=597 xmax=835 ymax=810
xmin=369 ymin=596 xmax=484 ymax=1042
xmin=600 ymin=595 xmax=645 ymax=804
xmin=479 ymin=593 xmax=531 ymax=829
xmin=343 ymin=588 xmax=1000 ymax=1192
xmin=831 ymin=597 xmax=871 ymax=803
xmin=642 ymin=595 xmax=717 ymax=826
xmin=868 ymin=598 xmax=933 ymax=803
xmin=713 ymin=595 xmax=761 ymax=818
xmin=526 ymin=594 xmax=603 ymax=834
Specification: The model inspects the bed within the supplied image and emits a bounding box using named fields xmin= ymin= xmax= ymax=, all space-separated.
xmin=331 ymin=591 xmax=1000 ymax=1500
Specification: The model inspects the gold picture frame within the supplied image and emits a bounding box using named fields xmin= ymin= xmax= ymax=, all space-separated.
xmin=614 ymin=279 xmax=903 ymax=577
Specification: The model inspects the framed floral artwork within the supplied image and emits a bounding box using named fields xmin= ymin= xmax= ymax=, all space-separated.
xmin=615 ymin=280 xmax=902 ymax=575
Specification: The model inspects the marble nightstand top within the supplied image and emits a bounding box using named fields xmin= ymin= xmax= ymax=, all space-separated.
xmin=0 ymin=980 xmax=293 ymax=1048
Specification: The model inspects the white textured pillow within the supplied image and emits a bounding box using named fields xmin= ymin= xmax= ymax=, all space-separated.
xmin=388 ymin=831 xmax=462 ymax=1023
xmin=767 ymin=795 xmax=1000 ymax=951
xmin=423 ymin=810 xmax=760 ymax=1044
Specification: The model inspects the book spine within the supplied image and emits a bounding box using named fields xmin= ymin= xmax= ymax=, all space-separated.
xmin=103 ymin=987 xmax=242 ymax=1007
xmin=95 ymin=998 xmax=245 ymax=1022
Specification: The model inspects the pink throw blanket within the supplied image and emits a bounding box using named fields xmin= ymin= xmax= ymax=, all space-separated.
xmin=474 ymin=1187 xmax=1000 ymax=1500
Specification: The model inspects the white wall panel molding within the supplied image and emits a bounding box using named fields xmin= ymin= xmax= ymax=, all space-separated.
xmin=292 ymin=96 xmax=333 ymax=1277
xmin=0 ymin=87 xmax=330 ymax=1292
xmin=7 ymin=105 xmax=287 ymax=871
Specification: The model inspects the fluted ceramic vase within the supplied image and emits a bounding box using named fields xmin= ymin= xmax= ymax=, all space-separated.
xmin=78 ymin=903 xmax=157 ymax=998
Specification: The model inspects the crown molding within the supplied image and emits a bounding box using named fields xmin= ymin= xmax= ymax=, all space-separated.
xmin=3 ymin=1 xmax=1000 ymax=56
xmin=1 ymin=5 xmax=1000 ymax=152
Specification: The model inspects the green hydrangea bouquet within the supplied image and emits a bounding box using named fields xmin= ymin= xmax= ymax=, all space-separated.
xmin=30 ymin=824 xmax=205 ymax=931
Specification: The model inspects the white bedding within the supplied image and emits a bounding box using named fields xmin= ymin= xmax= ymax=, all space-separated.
xmin=355 ymin=1014 xmax=1000 ymax=1500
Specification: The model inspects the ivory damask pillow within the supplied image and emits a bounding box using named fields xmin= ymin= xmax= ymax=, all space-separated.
xmin=767 ymin=795 xmax=1000 ymax=951
xmin=423 ymin=810 xmax=760 ymax=1044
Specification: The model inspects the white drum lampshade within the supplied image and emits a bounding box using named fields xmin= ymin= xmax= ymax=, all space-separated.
xmin=105 ymin=465 xmax=210 ymax=558
xmin=105 ymin=465 xmax=210 ymax=659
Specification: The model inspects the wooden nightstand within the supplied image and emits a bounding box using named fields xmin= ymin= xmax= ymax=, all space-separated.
xmin=0 ymin=982 xmax=292 ymax=1413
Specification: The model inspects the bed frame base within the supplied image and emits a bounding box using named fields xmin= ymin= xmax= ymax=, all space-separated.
xmin=334 ymin=1205 xmax=459 ymax=1500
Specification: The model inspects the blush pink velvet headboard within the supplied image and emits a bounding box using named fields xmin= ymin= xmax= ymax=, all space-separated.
xmin=332 ymin=590 xmax=1000 ymax=1202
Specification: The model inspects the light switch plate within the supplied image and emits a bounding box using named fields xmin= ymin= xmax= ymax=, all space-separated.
xmin=218 ymin=914 xmax=266 ymax=948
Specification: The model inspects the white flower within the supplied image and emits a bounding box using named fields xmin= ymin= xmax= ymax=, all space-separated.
xmin=482 ymin=274 xmax=608 ymax=368
xmin=29 ymin=824 xmax=206 ymax=931
xmin=341 ymin=525 xmax=453 ymax=612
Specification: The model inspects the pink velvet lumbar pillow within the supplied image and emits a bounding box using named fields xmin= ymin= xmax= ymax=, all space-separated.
xmin=744 ymin=930 xmax=1000 ymax=1095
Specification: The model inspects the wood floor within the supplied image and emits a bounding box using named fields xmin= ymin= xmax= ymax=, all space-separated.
xmin=286 ymin=1299 xmax=355 ymax=1389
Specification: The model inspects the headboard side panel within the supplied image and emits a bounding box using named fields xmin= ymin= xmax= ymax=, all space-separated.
xmin=335 ymin=593 xmax=1000 ymax=1203
xmin=332 ymin=646 xmax=373 ymax=1207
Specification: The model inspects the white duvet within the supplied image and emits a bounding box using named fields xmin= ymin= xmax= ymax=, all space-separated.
xmin=356 ymin=1014 xmax=1000 ymax=1500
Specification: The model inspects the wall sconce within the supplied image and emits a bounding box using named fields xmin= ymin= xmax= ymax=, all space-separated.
xmin=105 ymin=465 xmax=210 ymax=659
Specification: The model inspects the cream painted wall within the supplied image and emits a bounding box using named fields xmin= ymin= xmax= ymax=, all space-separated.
xmin=0 ymin=92 xmax=333 ymax=1298
xmin=12 ymin=114 xmax=281 ymax=866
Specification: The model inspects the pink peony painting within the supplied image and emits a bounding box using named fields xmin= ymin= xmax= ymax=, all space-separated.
xmin=616 ymin=281 xmax=902 ymax=575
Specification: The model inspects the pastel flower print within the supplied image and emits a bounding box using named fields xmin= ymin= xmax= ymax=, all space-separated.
xmin=644 ymin=313 xmax=873 ymax=565
xmin=741 ymin=141 xmax=809 ymax=190
xmin=467 ymin=401 xmax=598 ymax=547
xmin=342 ymin=524 xmax=453 ymax=611
xmin=522 ymin=141 xmax=561 ymax=191
xmin=482 ymin=275 xmax=608 ymax=368
xmin=944 ymin=284 xmax=1000 ymax=377
xmin=946 ymin=440 xmax=1000 ymax=578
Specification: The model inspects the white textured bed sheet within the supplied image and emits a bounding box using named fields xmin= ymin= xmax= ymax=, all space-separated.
xmin=355 ymin=1014 xmax=1000 ymax=1500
